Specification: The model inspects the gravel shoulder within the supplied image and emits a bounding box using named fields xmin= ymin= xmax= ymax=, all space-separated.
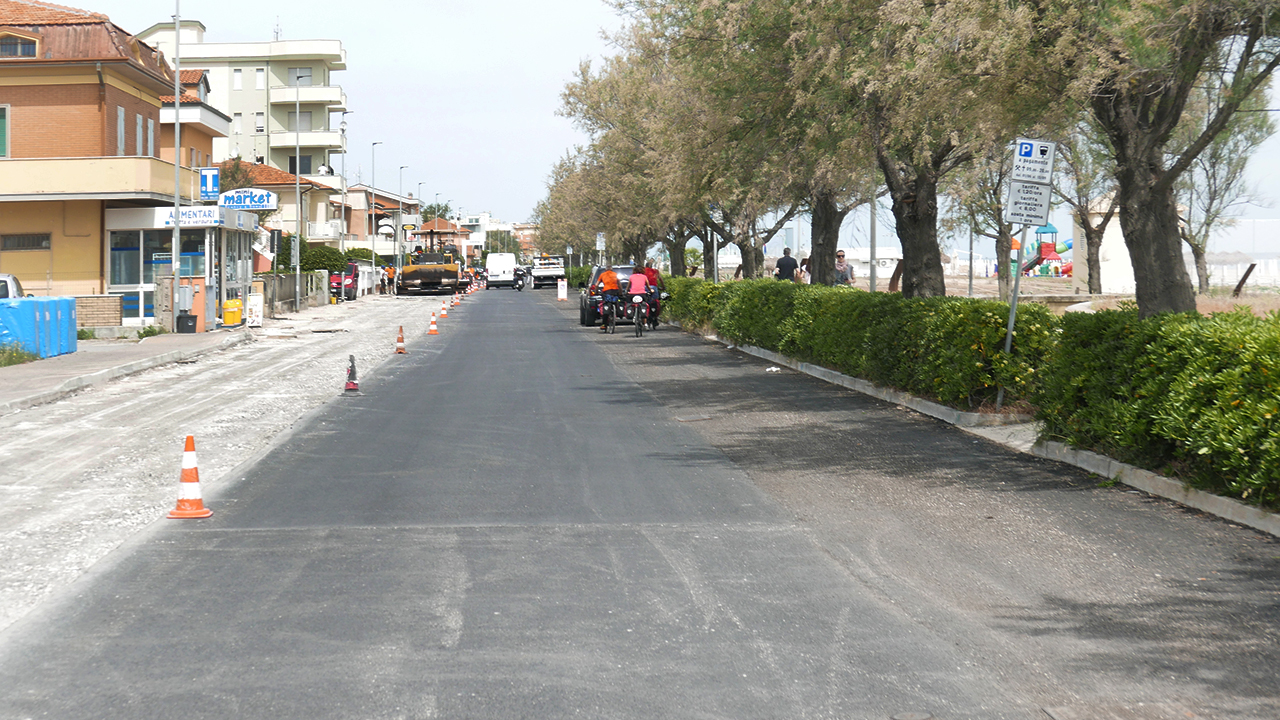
xmin=0 ymin=293 xmax=452 ymax=633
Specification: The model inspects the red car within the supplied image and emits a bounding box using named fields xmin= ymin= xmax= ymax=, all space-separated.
xmin=330 ymin=263 xmax=359 ymax=300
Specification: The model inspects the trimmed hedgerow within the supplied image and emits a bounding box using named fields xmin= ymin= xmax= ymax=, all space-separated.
xmin=673 ymin=279 xmax=1056 ymax=408
xmin=1036 ymin=308 xmax=1280 ymax=508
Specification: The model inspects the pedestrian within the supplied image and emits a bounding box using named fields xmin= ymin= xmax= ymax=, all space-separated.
xmin=379 ymin=270 xmax=386 ymax=294
xmin=798 ymin=257 xmax=811 ymax=284
xmin=774 ymin=247 xmax=799 ymax=282
xmin=834 ymin=250 xmax=853 ymax=285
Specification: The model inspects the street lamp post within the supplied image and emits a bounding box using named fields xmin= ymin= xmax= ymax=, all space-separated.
xmin=397 ymin=165 xmax=407 ymax=295
xmin=370 ymin=141 xmax=382 ymax=292
xmin=293 ymin=74 xmax=303 ymax=312
xmin=338 ymin=112 xmax=351 ymax=302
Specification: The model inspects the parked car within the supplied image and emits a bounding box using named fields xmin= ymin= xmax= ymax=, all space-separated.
xmin=0 ymin=273 xmax=27 ymax=299
xmin=578 ymin=264 xmax=635 ymax=326
xmin=329 ymin=263 xmax=359 ymax=300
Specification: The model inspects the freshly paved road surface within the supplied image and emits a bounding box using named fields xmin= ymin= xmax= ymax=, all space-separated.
xmin=0 ymin=288 xmax=1275 ymax=720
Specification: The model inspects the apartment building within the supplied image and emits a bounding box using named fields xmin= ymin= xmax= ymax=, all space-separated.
xmin=137 ymin=21 xmax=347 ymax=184
xmin=0 ymin=1 xmax=196 ymax=301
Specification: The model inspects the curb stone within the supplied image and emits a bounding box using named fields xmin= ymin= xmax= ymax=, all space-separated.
xmin=681 ymin=324 xmax=1278 ymax=537
xmin=0 ymin=328 xmax=253 ymax=417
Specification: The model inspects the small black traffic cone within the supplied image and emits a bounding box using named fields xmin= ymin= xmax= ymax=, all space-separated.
xmin=343 ymin=354 xmax=362 ymax=395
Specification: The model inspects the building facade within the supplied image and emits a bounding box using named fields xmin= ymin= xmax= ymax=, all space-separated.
xmin=137 ymin=21 xmax=346 ymax=185
xmin=0 ymin=1 xmax=197 ymax=308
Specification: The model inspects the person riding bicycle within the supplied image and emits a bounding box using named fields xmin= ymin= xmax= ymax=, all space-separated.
xmin=626 ymin=267 xmax=651 ymax=322
xmin=592 ymin=264 xmax=621 ymax=331
xmin=643 ymin=260 xmax=664 ymax=321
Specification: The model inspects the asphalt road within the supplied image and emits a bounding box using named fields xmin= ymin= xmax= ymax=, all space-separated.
xmin=0 ymin=288 xmax=1275 ymax=720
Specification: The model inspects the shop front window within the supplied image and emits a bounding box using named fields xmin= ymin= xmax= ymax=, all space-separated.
xmin=142 ymin=230 xmax=171 ymax=284
xmin=179 ymin=229 xmax=206 ymax=277
xmin=109 ymin=231 xmax=141 ymax=286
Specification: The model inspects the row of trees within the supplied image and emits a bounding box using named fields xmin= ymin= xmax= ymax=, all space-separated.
xmin=533 ymin=0 xmax=1280 ymax=317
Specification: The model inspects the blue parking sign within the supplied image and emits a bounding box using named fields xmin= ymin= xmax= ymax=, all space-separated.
xmin=1018 ymin=142 xmax=1034 ymax=157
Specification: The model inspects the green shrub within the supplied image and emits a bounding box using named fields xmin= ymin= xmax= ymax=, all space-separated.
xmin=137 ymin=324 xmax=166 ymax=339
xmin=302 ymin=245 xmax=347 ymax=273
xmin=0 ymin=342 xmax=38 ymax=367
xmin=77 ymin=328 xmax=95 ymax=340
xmin=568 ymin=265 xmax=592 ymax=289
xmin=1038 ymin=308 xmax=1280 ymax=507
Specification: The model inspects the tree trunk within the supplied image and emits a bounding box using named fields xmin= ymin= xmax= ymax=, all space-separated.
xmin=809 ymin=190 xmax=852 ymax=286
xmin=664 ymin=231 xmax=688 ymax=279
xmin=995 ymin=227 xmax=1013 ymax=301
xmin=1191 ymin=243 xmax=1210 ymax=294
xmin=885 ymin=169 xmax=946 ymax=298
xmin=1114 ymin=180 xmax=1197 ymax=316
xmin=735 ymin=238 xmax=761 ymax=278
xmin=701 ymin=230 xmax=716 ymax=279
xmin=1079 ymin=217 xmax=1104 ymax=294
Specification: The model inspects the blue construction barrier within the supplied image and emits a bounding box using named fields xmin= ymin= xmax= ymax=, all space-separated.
xmin=0 ymin=297 xmax=78 ymax=359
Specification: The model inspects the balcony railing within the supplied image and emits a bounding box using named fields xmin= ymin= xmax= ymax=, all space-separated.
xmin=0 ymin=157 xmax=198 ymax=201
xmin=308 ymin=220 xmax=344 ymax=238
xmin=268 ymin=85 xmax=347 ymax=110
xmin=268 ymin=130 xmax=343 ymax=150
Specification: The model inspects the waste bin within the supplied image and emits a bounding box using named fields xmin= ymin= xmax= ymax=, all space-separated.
xmin=177 ymin=313 xmax=197 ymax=333
xmin=223 ymin=299 xmax=243 ymax=326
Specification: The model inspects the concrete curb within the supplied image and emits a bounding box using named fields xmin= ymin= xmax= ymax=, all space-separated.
xmin=689 ymin=326 xmax=1278 ymax=537
xmin=0 ymin=329 xmax=253 ymax=416
xmin=1029 ymin=439 xmax=1280 ymax=537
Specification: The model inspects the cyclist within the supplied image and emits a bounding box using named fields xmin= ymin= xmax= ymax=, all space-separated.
xmin=643 ymin=260 xmax=664 ymax=322
xmin=592 ymin=264 xmax=621 ymax=331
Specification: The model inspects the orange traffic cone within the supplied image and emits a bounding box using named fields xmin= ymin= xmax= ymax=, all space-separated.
xmin=168 ymin=435 xmax=213 ymax=519
xmin=440 ymin=299 xmax=448 ymax=318
xmin=452 ymin=292 xmax=460 ymax=307
xmin=395 ymin=325 xmax=408 ymax=354
xmin=428 ymin=313 xmax=439 ymax=335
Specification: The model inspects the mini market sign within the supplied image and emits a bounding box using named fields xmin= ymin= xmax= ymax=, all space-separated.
xmin=218 ymin=188 xmax=278 ymax=211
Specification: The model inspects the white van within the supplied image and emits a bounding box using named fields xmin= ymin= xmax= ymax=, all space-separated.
xmin=486 ymin=253 xmax=518 ymax=288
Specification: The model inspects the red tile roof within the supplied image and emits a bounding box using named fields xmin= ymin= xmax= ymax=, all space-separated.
xmin=0 ymin=0 xmax=107 ymax=24
xmin=159 ymin=93 xmax=201 ymax=104
xmin=215 ymin=160 xmax=325 ymax=189
xmin=413 ymin=217 xmax=464 ymax=234
xmin=178 ymin=68 xmax=205 ymax=84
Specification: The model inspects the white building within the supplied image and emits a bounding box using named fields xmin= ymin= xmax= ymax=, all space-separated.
xmin=138 ymin=20 xmax=347 ymax=186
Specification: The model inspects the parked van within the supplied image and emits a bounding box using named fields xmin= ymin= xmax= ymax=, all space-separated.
xmin=0 ymin=273 xmax=27 ymax=299
xmin=486 ymin=253 xmax=518 ymax=288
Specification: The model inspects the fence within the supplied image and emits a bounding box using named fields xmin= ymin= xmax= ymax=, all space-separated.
xmin=257 ymin=271 xmax=330 ymax=317
xmin=1204 ymin=258 xmax=1280 ymax=289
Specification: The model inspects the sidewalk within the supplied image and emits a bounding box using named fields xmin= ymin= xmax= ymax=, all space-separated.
xmin=0 ymin=328 xmax=253 ymax=417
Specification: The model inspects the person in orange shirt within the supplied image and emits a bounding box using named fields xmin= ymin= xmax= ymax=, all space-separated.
xmin=592 ymin=265 xmax=621 ymax=332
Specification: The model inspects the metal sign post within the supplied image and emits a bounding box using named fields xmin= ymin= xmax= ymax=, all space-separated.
xmin=996 ymin=137 xmax=1057 ymax=410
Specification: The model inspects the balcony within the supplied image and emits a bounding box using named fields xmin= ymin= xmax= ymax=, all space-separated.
xmin=0 ymin=157 xmax=198 ymax=203
xmin=308 ymin=220 xmax=344 ymax=239
xmin=268 ymin=130 xmax=344 ymax=151
xmin=269 ymin=85 xmax=347 ymax=111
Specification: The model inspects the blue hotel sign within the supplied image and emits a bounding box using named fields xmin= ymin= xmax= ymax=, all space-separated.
xmin=199 ymin=167 xmax=220 ymax=201
xmin=218 ymin=188 xmax=278 ymax=211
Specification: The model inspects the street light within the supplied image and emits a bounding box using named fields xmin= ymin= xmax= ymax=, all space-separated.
xmin=338 ymin=111 xmax=352 ymax=303
xmin=370 ymin=141 xmax=382 ymax=290
xmin=397 ymin=165 xmax=407 ymax=294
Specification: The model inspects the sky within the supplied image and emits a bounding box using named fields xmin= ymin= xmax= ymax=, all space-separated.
xmin=93 ymin=0 xmax=625 ymax=225
xmin=91 ymin=1 xmax=1280 ymax=262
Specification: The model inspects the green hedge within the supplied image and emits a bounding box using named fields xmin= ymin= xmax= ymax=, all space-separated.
xmin=664 ymin=279 xmax=1279 ymax=510
xmin=1036 ymin=308 xmax=1280 ymax=508
xmin=670 ymin=278 xmax=1056 ymax=408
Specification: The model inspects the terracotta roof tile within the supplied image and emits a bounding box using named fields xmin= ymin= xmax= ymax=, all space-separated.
xmin=0 ymin=0 xmax=107 ymax=24
xmin=159 ymin=93 xmax=201 ymax=103
xmin=178 ymin=68 xmax=205 ymax=84
xmin=215 ymin=160 xmax=325 ymax=189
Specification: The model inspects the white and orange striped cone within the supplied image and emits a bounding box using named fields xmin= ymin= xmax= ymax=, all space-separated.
xmin=168 ymin=435 xmax=213 ymax=519
xmin=452 ymin=292 xmax=460 ymax=306
xmin=395 ymin=325 xmax=408 ymax=354
xmin=440 ymin=299 xmax=448 ymax=318
xmin=427 ymin=312 xmax=439 ymax=335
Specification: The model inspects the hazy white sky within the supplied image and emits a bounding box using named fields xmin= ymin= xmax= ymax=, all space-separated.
xmin=92 ymin=1 xmax=1280 ymax=259
xmin=94 ymin=0 xmax=624 ymax=224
